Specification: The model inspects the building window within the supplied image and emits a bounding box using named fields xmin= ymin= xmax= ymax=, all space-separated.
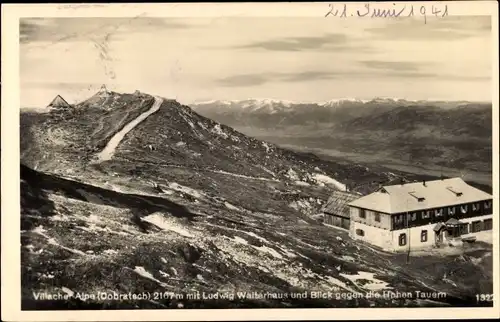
xmin=399 ymin=233 xmax=407 ymax=246
xmin=448 ymin=207 xmax=456 ymax=216
xmin=355 ymin=229 xmax=365 ymax=236
xmin=472 ymin=203 xmax=481 ymax=212
xmin=435 ymin=209 xmax=443 ymax=217
xmin=460 ymin=205 xmax=468 ymax=214
xmin=484 ymin=201 xmax=492 ymax=209
xmin=359 ymin=209 xmax=366 ymax=219
xmin=471 ymin=221 xmax=482 ymax=233
xmin=421 ymin=230 xmax=428 ymax=242
xmin=422 ymin=211 xmax=430 ymax=219
xmin=341 ymin=218 xmax=350 ymax=230
xmin=483 ymin=219 xmax=492 ymax=231
xmin=409 ymin=213 xmax=417 ymax=221
xmin=374 ymin=212 xmax=380 ymax=222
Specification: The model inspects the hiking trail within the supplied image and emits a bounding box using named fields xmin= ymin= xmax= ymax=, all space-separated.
xmin=96 ymin=96 xmax=163 ymax=162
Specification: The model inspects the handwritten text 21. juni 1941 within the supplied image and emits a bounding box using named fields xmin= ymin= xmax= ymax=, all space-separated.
xmin=325 ymin=3 xmax=449 ymax=23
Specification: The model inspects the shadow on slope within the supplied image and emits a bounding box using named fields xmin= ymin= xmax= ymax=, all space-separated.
xmin=21 ymin=171 xmax=57 ymax=231
xmin=21 ymin=164 xmax=199 ymax=222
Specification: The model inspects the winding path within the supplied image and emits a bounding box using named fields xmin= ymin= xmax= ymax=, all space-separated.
xmin=96 ymin=96 xmax=163 ymax=162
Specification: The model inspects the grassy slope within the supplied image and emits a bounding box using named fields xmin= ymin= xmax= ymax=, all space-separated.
xmin=20 ymin=93 xmax=493 ymax=309
xmin=21 ymin=165 xmax=493 ymax=309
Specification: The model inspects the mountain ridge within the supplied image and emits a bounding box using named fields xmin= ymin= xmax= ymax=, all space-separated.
xmin=192 ymin=97 xmax=489 ymax=110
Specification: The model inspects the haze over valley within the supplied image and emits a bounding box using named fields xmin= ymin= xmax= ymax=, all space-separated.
xmin=191 ymin=98 xmax=492 ymax=188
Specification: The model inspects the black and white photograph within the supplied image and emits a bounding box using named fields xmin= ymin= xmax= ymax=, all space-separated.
xmin=2 ymin=2 xmax=499 ymax=321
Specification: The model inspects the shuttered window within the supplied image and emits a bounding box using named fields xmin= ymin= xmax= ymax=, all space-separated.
xmin=421 ymin=230 xmax=428 ymax=242
xmin=483 ymin=219 xmax=492 ymax=231
xmin=355 ymin=229 xmax=365 ymax=236
xmin=399 ymin=233 xmax=407 ymax=246
xmin=471 ymin=221 xmax=482 ymax=233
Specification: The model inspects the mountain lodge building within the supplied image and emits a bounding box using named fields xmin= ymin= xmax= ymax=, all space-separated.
xmin=324 ymin=178 xmax=493 ymax=252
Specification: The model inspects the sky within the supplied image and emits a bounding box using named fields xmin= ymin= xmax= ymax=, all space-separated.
xmin=20 ymin=15 xmax=492 ymax=107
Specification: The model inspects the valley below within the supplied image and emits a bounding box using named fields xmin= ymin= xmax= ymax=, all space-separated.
xmin=254 ymin=136 xmax=492 ymax=189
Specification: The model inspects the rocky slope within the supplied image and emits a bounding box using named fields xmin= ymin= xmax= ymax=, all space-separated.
xmin=20 ymin=90 xmax=493 ymax=309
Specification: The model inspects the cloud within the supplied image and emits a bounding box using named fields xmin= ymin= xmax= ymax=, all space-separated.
xmin=20 ymin=17 xmax=195 ymax=82
xmin=215 ymin=68 xmax=489 ymax=87
xmin=365 ymin=15 xmax=491 ymax=41
xmin=360 ymin=60 xmax=426 ymax=72
xmin=20 ymin=19 xmax=49 ymax=44
xmin=233 ymin=33 xmax=372 ymax=52
xmin=216 ymin=74 xmax=277 ymax=87
xmin=20 ymin=17 xmax=192 ymax=45
xmin=282 ymin=71 xmax=337 ymax=82
xmin=358 ymin=59 xmax=489 ymax=81
xmin=237 ymin=33 xmax=346 ymax=51
xmin=215 ymin=71 xmax=352 ymax=87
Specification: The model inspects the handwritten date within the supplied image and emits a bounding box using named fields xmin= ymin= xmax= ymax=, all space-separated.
xmin=325 ymin=3 xmax=449 ymax=23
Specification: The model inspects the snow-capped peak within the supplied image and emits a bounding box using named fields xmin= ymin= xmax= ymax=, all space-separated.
xmin=192 ymin=99 xmax=233 ymax=105
xmin=191 ymin=97 xmax=471 ymax=109
xmin=193 ymin=98 xmax=297 ymax=107
xmin=240 ymin=98 xmax=295 ymax=109
xmin=319 ymin=98 xmax=369 ymax=107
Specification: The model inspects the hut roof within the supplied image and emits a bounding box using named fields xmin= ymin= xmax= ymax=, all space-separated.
xmin=322 ymin=190 xmax=360 ymax=218
xmin=47 ymin=95 xmax=71 ymax=108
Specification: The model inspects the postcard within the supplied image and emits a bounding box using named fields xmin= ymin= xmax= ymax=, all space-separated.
xmin=2 ymin=2 xmax=499 ymax=321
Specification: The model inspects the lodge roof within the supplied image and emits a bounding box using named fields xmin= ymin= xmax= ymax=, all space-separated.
xmin=322 ymin=190 xmax=360 ymax=218
xmin=348 ymin=178 xmax=492 ymax=214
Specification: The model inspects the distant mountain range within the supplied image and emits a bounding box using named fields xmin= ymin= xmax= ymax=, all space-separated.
xmin=190 ymin=98 xmax=491 ymax=132
xmin=191 ymin=98 xmax=493 ymax=181
xmin=192 ymin=97 xmax=485 ymax=111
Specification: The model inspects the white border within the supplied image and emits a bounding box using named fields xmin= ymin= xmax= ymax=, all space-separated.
xmin=2 ymin=2 xmax=499 ymax=321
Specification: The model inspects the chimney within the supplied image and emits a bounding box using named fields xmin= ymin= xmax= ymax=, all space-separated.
xmin=423 ymin=180 xmax=426 ymax=187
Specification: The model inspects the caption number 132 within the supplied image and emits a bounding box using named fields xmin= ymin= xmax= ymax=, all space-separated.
xmin=476 ymin=294 xmax=494 ymax=302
